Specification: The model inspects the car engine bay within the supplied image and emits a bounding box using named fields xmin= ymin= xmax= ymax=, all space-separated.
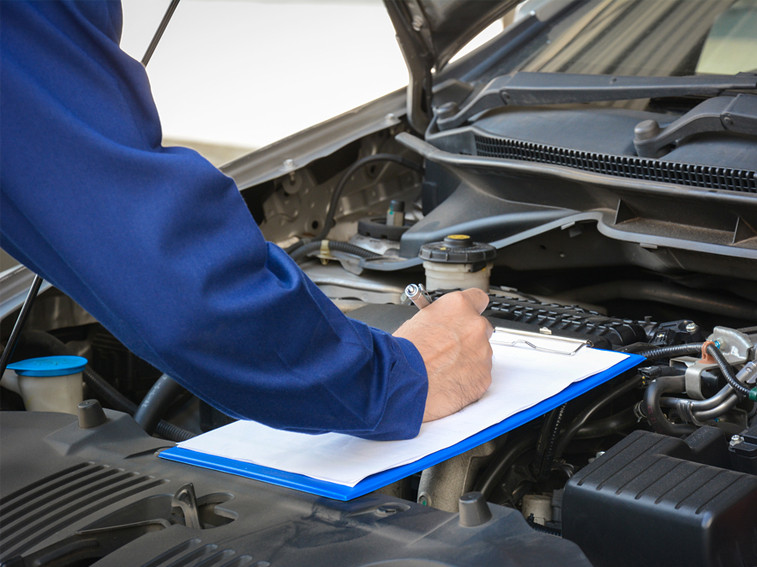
xmin=2 ymin=0 xmax=757 ymax=565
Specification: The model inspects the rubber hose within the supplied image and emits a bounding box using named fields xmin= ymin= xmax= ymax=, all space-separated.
xmin=636 ymin=343 xmax=704 ymax=360
xmin=663 ymin=384 xmax=731 ymax=414
xmin=289 ymin=240 xmax=381 ymax=264
xmin=706 ymin=343 xmax=751 ymax=398
xmin=641 ymin=375 xmax=695 ymax=436
xmin=83 ymin=366 xmax=137 ymax=414
xmin=553 ymin=375 xmax=643 ymax=460
xmin=526 ymin=515 xmax=561 ymax=537
xmin=535 ymin=405 xmax=567 ymax=481
xmin=313 ymin=153 xmax=423 ymax=243
xmin=692 ymin=392 xmax=739 ymax=421
xmin=476 ymin=432 xmax=538 ymax=500
xmin=134 ymin=374 xmax=187 ymax=435
xmin=155 ymin=420 xmax=195 ymax=441
xmin=575 ymin=407 xmax=639 ymax=439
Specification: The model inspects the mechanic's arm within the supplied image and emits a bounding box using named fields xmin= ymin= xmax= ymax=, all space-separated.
xmin=0 ymin=2 xmax=493 ymax=442
xmin=393 ymin=288 xmax=494 ymax=422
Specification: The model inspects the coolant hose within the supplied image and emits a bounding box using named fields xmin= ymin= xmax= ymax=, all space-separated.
xmin=134 ymin=374 xmax=187 ymax=435
xmin=553 ymin=375 xmax=642 ymax=461
xmin=641 ymin=375 xmax=695 ymax=436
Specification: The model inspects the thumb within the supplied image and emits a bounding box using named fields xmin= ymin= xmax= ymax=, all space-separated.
xmin=459 ymin=287 xmax=490 ymax=314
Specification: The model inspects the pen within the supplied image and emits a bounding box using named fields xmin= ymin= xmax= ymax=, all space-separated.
xmin=405 ymin=283 xmax=433 ymax=310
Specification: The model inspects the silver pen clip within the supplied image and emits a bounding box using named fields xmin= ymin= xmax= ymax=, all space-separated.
xmin=404 ymin=283 xmax=433 ymax=310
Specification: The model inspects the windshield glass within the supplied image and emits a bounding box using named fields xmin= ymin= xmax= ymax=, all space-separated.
xmin=511 ymin=0 xmax=757 ymax=77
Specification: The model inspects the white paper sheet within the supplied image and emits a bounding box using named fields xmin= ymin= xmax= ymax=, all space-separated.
xmin=175 ymin=329 xmax=630 ymax=487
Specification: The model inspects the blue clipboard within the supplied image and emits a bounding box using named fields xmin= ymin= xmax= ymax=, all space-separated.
xmin=159 ymin=351 xmax=644 ymax=501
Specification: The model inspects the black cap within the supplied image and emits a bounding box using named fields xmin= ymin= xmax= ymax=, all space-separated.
xmin=419 ymin=235 xmax=497 ymax=264
xmin=77 ymin=399 xmax=107 ymax=428
xmin=458 ymin=491 xmax=492 ymax=527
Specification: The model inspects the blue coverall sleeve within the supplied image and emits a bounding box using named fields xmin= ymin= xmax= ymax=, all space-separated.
xmin=0 ymin=1 xmax=428 ymax=440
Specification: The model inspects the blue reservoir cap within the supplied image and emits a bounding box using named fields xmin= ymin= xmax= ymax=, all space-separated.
xmin=7 ymin=356 xmax=87 ymax=377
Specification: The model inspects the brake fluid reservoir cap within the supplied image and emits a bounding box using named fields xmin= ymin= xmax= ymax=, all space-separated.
xmin=8 ymin=356 xmax=87 ymax=377
xmin=419 ymin=234 xmax=497 ymax=263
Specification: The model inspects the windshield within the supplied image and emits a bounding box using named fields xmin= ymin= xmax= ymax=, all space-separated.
xmin=510 ymin=0 xmax=757 ymax=77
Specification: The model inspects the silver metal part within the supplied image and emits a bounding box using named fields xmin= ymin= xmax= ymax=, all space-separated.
xmin=743 ymin=361 xmax=757 ymax=385
xmin=682 ymin=359 xmax=714 ymax=400
xmin=710 ymin=326 xmax=754 ymax=362
xmin=404 ymin=283 xmax=432 ymax=310
xmin=417 ymin=442 xmax=497 ymax=513
xmin=691 ymin=392 xmax=739 ymax=422
xmin=675 ymin=327 xmax=754 ymax=401
xmin=665 ymin=359 xmax=757 ymax=424
xmin=300 ymin=262 xmax=407 ymax=304
xmin=349 ymin=233 xmax=400 ymax=256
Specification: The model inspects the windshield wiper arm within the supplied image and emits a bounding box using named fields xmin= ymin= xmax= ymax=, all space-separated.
xmin=436 ymin=72 xmax=757 ymax=130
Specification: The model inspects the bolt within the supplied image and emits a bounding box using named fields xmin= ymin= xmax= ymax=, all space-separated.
xmin=283 ymin=158 xmax=295 ymax=171
xmin=435 ymin=101 xmax=459 ymax=118
xmin=412 ymin=16 xmax=424 ymax=31
xmin=685 ymin=322 xmax=698 ymax=334
xmin=730 ymin=434 xmax=744 ymax=447
xmin=634 ymin=119 xmax=661 ymax=141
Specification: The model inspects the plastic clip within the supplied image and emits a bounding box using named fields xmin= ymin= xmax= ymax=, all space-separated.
xmin=698 ymin=340 xmax=717 ymax=364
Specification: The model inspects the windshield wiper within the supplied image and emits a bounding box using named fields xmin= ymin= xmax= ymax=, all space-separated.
xmin=436 ymin=72 xmax=757 ymax=130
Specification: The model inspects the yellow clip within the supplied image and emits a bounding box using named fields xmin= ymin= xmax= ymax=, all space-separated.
xmin=319 ymin=239 xmax=330 ymax=265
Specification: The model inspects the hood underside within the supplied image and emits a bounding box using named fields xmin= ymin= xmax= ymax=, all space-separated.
xmin=383 ymin=0 xmax=518 ymax=132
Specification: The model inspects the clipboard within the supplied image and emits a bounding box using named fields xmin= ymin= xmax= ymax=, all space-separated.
xmin=491 ymin=327 xmax=590 ymax=356
xmin=160 ymin=331 xmax=644 ymax=501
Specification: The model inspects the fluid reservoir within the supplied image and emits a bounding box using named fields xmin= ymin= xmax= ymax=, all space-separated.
xmin=6 ymin=355 xmax=87 ymax=414
xmin=419 ymin=234 xmax=497 ymax=292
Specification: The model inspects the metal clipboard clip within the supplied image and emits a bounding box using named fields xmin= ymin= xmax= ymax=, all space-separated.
xmin=491 ymin=327 xmax=590 ymax=356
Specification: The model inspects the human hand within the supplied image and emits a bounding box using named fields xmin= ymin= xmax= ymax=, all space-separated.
xmin=393 ymin=288 xmax=493 ymax=422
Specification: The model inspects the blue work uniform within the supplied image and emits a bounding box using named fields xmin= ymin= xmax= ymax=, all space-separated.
xmin=0 ymin=1 xmax=427 ymax=440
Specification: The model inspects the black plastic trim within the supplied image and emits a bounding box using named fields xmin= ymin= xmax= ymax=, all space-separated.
xmin=474 ymin=134 xmax=757 ymax=193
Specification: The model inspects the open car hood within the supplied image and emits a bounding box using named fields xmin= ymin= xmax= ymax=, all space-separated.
xmin=383 ymin=0 xmax=517 ymax=72
xmin=383 ymin=0 xmax=518 ymax=131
